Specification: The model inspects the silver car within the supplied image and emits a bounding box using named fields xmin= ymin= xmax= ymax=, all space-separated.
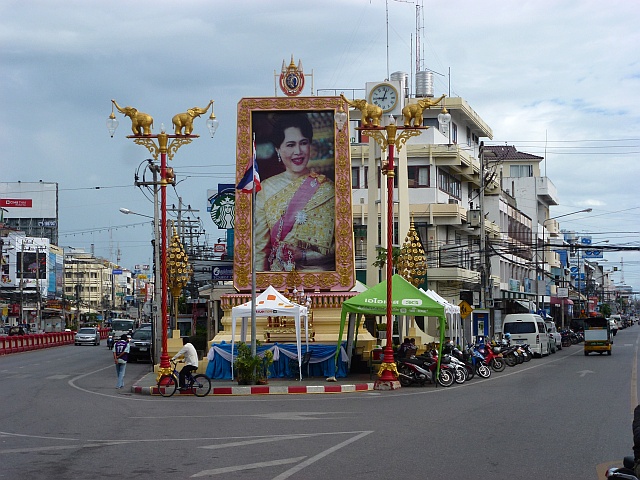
xmin=75 ymin=327 xmax=100 ymax=346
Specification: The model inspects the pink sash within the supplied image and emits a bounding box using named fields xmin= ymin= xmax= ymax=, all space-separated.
xmin=270 ymin=175 xmax=321 ymax=246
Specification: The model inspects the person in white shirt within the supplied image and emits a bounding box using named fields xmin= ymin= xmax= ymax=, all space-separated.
xmin=172 ymin=337 xmax=199 ymax=390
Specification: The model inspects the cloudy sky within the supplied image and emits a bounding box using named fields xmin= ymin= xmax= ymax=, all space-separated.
xmin=1 ymin=0 xmax=639 ymax=293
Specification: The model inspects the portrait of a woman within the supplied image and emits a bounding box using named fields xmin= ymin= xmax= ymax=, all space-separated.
xmin=254 ymin=112 xmax=336 ymax=272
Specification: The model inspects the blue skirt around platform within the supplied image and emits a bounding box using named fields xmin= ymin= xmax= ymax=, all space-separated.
xmin=205 ymin=343 xmax=349 ymax=380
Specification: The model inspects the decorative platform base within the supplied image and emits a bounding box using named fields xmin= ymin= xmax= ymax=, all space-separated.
xmin=373 ymin=380 xmax=402 ymax=391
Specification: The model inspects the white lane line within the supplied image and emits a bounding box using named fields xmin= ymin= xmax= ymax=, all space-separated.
xmin=192 ymin=457 xmax=307 ymax=477
xmin=200 ymin=434 xmax=312 ymax=449
xmin=271 ymin=430 xmax=373 ymax=480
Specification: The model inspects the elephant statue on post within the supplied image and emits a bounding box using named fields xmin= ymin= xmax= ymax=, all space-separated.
xmin=172 ymin=100 xmax=214 ymax=135
xmin=340 ymin=94 xmax=383 ymax=127
xmin=111 ymin=100 xmax=154 ymax=136
xmin=401 ymin=94 xmax=446 ymax=127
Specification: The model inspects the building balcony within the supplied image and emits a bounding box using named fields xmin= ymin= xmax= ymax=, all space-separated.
xmin=535 ymin=177 xmax=559 ymax=206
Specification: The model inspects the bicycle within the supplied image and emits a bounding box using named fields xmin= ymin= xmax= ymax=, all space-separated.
xmin=157 ymin=360 xmax=211 ymax=397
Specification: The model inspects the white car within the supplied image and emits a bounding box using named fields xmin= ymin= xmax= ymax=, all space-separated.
xmin=545 ymin=320 xmax=562 ymax=351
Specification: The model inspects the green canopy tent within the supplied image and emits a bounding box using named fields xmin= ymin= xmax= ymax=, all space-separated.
xmin=336 ymin=274 xmax=447 ymax=379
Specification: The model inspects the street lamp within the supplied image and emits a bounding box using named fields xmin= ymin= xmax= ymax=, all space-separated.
xmin=120 ymin=206 xmax=161 ymax=364
xmin=541 ymin=208 xmax=592 ymax=325
xmin=357 ymin=113 xmax=426 ymax=389
xmin=109 ymin=100 xmax=218 ymax=376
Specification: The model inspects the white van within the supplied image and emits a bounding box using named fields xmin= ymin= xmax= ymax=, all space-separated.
xmin=502 ymin=314 xmax=552 ymax=357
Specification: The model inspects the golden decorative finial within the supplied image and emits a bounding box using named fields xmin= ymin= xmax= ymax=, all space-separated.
xmin=397 ymin=217 xmax=427 ymax=287
xmin=167 ymin=227 xmax=192 ymax=297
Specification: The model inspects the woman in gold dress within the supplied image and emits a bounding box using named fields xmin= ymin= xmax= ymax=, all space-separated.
xmin=254 ymin=113 xmax=335 ymax=271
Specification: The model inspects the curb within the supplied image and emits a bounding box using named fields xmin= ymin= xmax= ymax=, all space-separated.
xmin=131 ymin=382 xmax=375 ymax=396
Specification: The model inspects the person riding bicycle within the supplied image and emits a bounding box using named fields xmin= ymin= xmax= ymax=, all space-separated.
xmin=171 ymin=337 xmax=199 ymax=390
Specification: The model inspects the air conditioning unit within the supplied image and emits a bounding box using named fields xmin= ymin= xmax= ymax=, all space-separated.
xmin=448 ymin=199 xmax=459 ymax=205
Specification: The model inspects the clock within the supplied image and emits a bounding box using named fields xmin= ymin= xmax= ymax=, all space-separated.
xmin=369 ymin=83 xmax=399 ymax=112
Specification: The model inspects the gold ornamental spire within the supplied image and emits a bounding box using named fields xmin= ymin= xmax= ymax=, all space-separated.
xmin=397 ymin=217 xmax=427 ymax=287
xmin=167 ymin=227 xmax=192 ymax=297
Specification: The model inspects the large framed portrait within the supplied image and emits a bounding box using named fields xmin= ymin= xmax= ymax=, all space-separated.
xmin=234 ymin=96 xmax=354 ymax=292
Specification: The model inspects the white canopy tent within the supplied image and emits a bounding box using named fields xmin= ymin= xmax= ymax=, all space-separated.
xmin=422 ymin=289 xmax=462 ymax=346
xmin=230 ymin=286 xmax=309 ymax=380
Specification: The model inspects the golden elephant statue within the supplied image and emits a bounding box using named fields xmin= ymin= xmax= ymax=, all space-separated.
xmin=172 ymin=100 xmax=214 ymax=135
xmin=401 ymin=94 xmax=446 ymax=127
xmin=112 ymin=99 xmax=154 ymax=136
xmin=340 ymin=94 xmax=383 ymax=127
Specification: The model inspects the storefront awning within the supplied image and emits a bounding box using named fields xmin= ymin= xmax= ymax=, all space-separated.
xmin=550 ymin=297 xmax=573 ymax=306
xmin=515 ymin=300 xmax=536 ymax=312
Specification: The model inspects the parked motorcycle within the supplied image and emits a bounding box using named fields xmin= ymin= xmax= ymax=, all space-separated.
xmin=560 ymin=329 xmax=572 ymax=347
xmin=606 ymin=456 xmax=637 ymax=479
xmin=397 ymin=355 xmax=455 ymax=387
xmin=476 ymin=343 xmax=506 ymax=372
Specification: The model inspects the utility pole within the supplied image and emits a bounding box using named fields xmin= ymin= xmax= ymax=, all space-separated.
xmin=479 ymin=142 xmax=486 ymax=309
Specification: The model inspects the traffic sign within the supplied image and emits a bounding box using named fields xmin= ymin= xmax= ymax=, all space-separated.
xmin=459 ymin=300 xmax=473 ymax=319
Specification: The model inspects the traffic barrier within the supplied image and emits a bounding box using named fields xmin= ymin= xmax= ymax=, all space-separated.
xmin=0 ymin=331 xmax=81 ymax=355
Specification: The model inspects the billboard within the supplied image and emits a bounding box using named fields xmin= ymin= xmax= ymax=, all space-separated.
xmin=0 ymin=182 xmax=57 ymax=219
xmin=233 ymin=96 xmax=354 ymax=292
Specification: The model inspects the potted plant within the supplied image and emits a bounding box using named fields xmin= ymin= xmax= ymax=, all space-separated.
xmin=257 ymin=349 xmax=274 ymax=385
xmin=233 ymin=342 xmax=263 ymax=385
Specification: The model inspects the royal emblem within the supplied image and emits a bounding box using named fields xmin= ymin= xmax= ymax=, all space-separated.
xmin=279 ymin=55 xmax=305 ymax=97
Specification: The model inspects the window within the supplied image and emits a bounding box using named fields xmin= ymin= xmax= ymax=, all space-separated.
xmin=351 ymin=167 xmax=360 ymax=189
xmin=408 ymin=166 xmax=429 ymax=187
xmin=437 ymin=168 xmax=461 ymax=199
xmin=451 ymin=122 xmax=458 ymax=144
xmin=503 ymin=322 xmax=536 ymax=334
xmin=466 ymin=126 xmax=471 ymax=146
xmin=509 ymin=164 xmax=533 ymax=177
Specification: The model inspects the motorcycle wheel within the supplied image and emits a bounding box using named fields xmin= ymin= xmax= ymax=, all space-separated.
xmin=561 ymin=338 xmax=571 ymax=347
xmin=437 ymin=369 xmax=454 ymax=387
xmin=397 ymin=365 xmax=413 ymax=387
xmin=476 ymin=363 xmax=491 ymax=378
xmin=504 ymin=353 xmax=517 ymax=367
xmin=516 ymin=353 xmax=524 ymax=364
xmin=523 ymin=352 xmax=532 ymax=362
xmin=454 ymin=367 xmax=466 ymax=384
xmin=491 ymin=358 xmax=506 ymax=372
xmin=465 ymin=365 xmax=475 ymax=381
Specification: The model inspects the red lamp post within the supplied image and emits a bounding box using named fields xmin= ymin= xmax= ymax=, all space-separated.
xmin=108 ymin=100 xmax=218 ymax=374
xmin=359 ymin=116 xmax=425 ymax=388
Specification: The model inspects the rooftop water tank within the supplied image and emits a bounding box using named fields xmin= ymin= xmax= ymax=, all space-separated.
xmin=415 ymin=70 xmax=434 ymax=98
xmin=390 ymin=71 xmax=408 ymax=98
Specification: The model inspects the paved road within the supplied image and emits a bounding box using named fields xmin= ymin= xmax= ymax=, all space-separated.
xmin=0 ymin=327 xmax=637 ymax=479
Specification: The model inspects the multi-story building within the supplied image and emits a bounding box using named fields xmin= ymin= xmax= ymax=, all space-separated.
xmin=347 ymin=74 xmax=501 ymax=342
xmin=63 ymin=249 xmax=136 ymax=322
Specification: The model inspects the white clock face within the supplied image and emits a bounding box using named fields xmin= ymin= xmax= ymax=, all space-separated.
xmin=370 ymin=84 xmax=398 ymax=112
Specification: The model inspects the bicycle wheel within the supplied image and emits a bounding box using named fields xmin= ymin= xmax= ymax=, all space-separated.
xmin=157 ymin=374 xmax=178 ymax=397
xmin=192 ymin=374 xmax=211 ymax=397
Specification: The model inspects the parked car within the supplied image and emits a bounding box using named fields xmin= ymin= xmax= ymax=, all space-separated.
xmin=75 ymin=327 xmax=100 ymax=346
xmin=128 ymin=327 xmax=152 ymax=363
xmin=545 ymin=320 xmax=562 ymax=352
xmin=8 ymin=325 xmax=28 ymax=336
xmin=502 ymin=313 xmax=552 ymax=357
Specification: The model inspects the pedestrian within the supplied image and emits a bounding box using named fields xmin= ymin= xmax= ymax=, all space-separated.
xmin=113 ymin=334 xmax=130 ymax=389
xmin=633 ymin=404 xmax=640 ymax=477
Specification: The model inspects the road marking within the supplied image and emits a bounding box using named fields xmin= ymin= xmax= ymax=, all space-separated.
xmin=578 ymin=370 xmax=594 ymax=377
xmin=271 ymin=430 xmax=373 ymax=480
xmin=200 ymin=434 xmax=312 ymax=449
xmin=192 ymin=457 xmax=307 ymax=477
xmin=47 ymin=374 xmax=71 ymax=380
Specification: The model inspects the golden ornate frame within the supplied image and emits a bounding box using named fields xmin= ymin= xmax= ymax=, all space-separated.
xmin=234 ymin=96 xmax=354 ymax=292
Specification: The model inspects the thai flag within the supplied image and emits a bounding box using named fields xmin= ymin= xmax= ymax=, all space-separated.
xmin=236 ymin=141 xmax=261 ymax=193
